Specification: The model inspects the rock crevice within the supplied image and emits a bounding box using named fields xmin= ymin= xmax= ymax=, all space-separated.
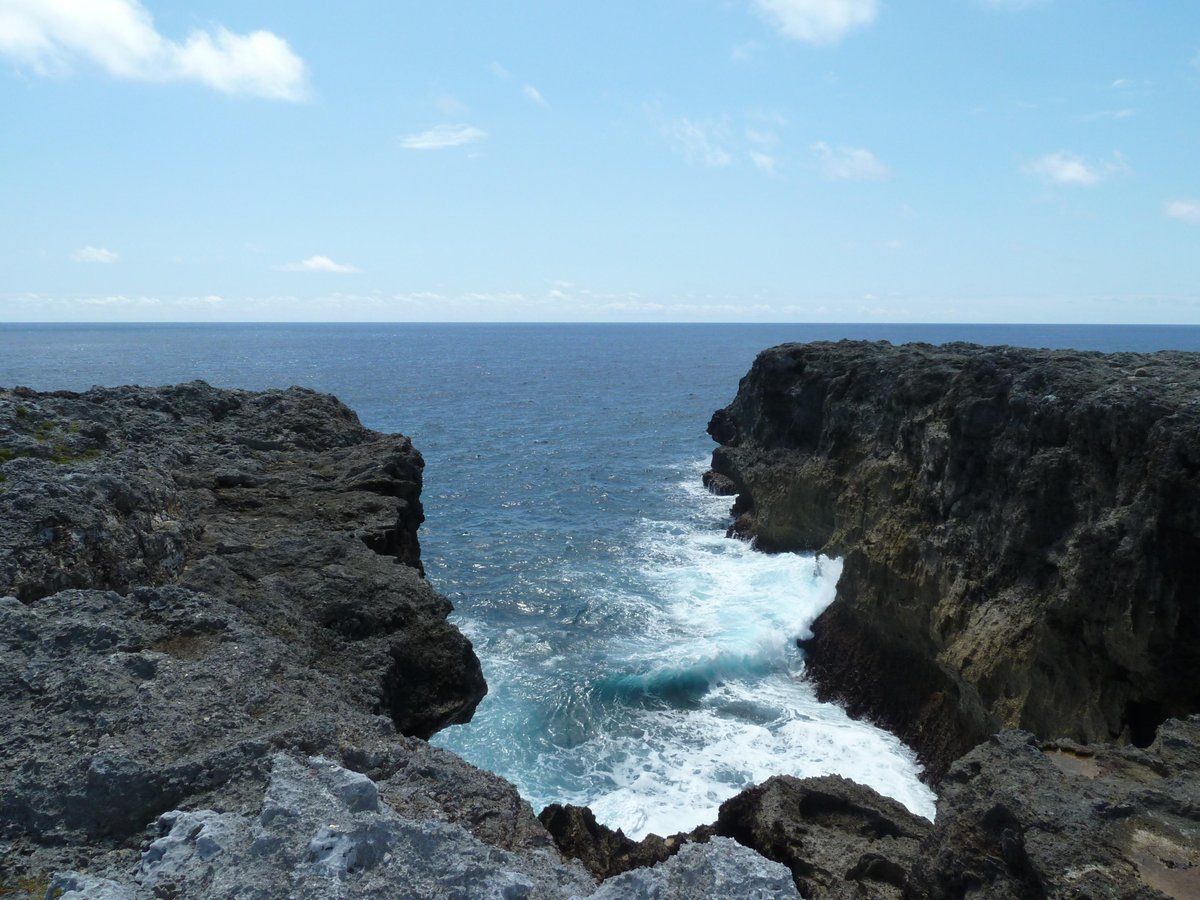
xmin=707 ymin=341 xmax=1200 ymax=779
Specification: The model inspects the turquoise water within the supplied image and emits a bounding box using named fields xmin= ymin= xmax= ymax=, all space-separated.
xmin=6 ymin=323 xmax=1199 ymax=836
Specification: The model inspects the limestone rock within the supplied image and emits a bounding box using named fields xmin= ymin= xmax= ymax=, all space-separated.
xmin=538 ymin=803 xmax=687 ymax=879
xmin=707 ymin=341 xmax=1200 ymax=778
xmin=714 ymin=775 xmax=931 ymax=898
xmin=589 ymin=837 xmax=799 ymax=900
xmin=0 ymin=382 xmax=484 ymax=743
xmin=914 ymin=719 xmax=1200 ymax=898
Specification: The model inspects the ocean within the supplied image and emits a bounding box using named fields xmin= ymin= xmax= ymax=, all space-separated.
xmin=5 ymin=322 xmax=1199 ymax=838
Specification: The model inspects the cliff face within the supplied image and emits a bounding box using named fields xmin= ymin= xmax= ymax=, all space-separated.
xmin=0 ymin=381 xmax=484 ymax=738
xmin=0 ymin=383 xmax=521 ymax=891
xmin=707 ymin=341 xmax=1200 ymax=779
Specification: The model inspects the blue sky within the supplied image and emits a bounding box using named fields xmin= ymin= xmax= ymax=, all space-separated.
xmin=2 ymin=0 xmax=1198 ymax=323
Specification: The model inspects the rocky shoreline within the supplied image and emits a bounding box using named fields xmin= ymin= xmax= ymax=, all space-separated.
xmin=0 ymin=382 xmax=800 ymax=899
xmin=2 ymin=355 xmax=1198 ymax=898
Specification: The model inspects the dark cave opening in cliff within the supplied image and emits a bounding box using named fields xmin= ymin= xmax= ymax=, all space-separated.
xmin=1125 ymin=700 xmax=1167 ymax=748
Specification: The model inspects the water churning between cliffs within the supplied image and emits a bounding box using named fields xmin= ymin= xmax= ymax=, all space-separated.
xmin=11 ymin=324 xmax=1193 ymax=843
xmin=431 ymin=459 xmax=935 ymax=839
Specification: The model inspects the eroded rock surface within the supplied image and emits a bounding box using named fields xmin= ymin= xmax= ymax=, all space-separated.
xmin=0 ymin=382 xmax=485 ymax=740
xmin=915 ymin=718 xmax=1200 ymax=899
xmin=545 ymin=722 xmax=1200 ymax=898
xmin=707 ymin=341 xmax=1200 ymax=778
xmin=45 ymin=753 xmax=595 ymax=900
xmin=715 ymin=775 xmax=931 ymax=899
xmin=0 ymin=383 xmax=513 ymax=892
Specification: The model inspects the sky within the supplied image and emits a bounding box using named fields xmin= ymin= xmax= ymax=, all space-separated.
xmin=1 ymin=0 xmax=1198 ymax=323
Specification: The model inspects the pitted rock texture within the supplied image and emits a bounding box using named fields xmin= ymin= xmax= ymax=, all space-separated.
xmin=715 ymin=775 xmax=931 ymax=899
xmin=0 ymin=382 xmax=484 ymax=739
xmin=48 ymin=753 xmax=596 ymax=900
xmin=0 ymin=582 xmax=553 ymax=891
xmin=707 ymin=341 xmax=1200 ymax=779
xmin=914 ymin=718 xmax=1200 ymax=899
xmin=546 ymin=723 xmax=1200 ymax=898
xmin=0 ymin=383 xmax=520 ymax=892
xmin=537 ymin=803 xmax=691 ymax=880
xmin=589 ymin=838 xmax=799 ymax=900
xmin=542 ymin=776 xmax=930 ymax=898
xmin=43 ymin=754 xmax=802 ymax=899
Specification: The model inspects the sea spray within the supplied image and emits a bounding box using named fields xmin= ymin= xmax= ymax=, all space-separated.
xmin=435 ymin=460 xmax=936 ymax=839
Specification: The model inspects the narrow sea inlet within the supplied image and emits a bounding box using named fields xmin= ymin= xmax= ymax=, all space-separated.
xmin=7 ymin=323 xmax=1198 ymax=842
xmin=431 ymin=458 xmax=935 ymax=838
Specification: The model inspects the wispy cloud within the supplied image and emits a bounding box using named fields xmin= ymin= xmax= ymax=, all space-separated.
xmin=661 ymin=117 xmax=732 ymax=167
xmin=1022 ymin=151 xmax=1126 ymax=186
xmin=399 ymin=124 xmax=487 ymax=150
xmin=1164 ymin=199 xmax=1200 ymax=224
xmin=72 ymin=246 xmax=120 ymax=264
xmin=977 ymin=0 xmax=1049 ymax=10
xmin=752 ymin=0 xmax=878 ymax=44
xmin=1081 ymin=108 xmax=1135 ymax=122
xmin=277 ymin=255 xmax=360 ymax=273
xmin=0 ymin=0 xmax=307 ymax=100
xmin=522 ymin=83 xmax=546 ymax=106
xmin=811 ymin=142 xmax=890 ymax=180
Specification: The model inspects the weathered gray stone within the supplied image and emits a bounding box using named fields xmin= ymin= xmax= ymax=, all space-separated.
xmin=127 ymin=754 xmax=596 ymax=900
xmin=47 ymin=873 xmax=135 ymax=900
xmin=708 ymin=341 xmax=1200 ymax=780
xmin=0 ymin=385 xmax=551 ymax=894
xmin=587 ymin=838 xmax=799 ymax=899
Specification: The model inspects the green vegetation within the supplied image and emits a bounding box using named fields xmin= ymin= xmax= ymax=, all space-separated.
xmin=49 ymin=445 xmax=100 ymax=465
xmin=0 ymin=875 xmax=62 ymax=898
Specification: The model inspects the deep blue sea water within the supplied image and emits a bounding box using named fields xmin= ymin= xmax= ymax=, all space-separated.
xmin=5 ymin=323 xmax=1199 ymax=836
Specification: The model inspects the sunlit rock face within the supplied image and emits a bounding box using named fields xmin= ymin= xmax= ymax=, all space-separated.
xmin=707 ymin=340 xmax=1200 ymax=780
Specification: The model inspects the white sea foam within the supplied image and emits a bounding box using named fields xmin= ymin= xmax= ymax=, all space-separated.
xmin=438 ymin=458 xmax=936 ymax=840
xmin=570 ymin=462 xmax=935 ymax=838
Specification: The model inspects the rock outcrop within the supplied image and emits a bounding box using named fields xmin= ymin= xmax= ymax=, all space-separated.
xmin=707 ymin=341 xmax=1200 ymax=780
xmin=0 ymin=383 xmax=551 ymax=895
xmin=545 ymin=720 xmax=1200 ymax=898
xmin=914 ymin=718 xmax=1200 ymax=899
xmin=7 ymin=365 xmax=1199 ymax=899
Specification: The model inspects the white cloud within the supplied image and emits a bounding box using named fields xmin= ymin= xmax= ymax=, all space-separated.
xmin=72 ymin=245 xmax=119 ymax=263
xmin=1164 ymin=199 xmax=1200 ymax=223
xmin=522 ymin=83 xmax=546 ymax=106
xmin=277 ymin=255 xmax=360 ymax=273
xmin=1081 ymin=108 xmax=1135 ymax=122
xmin=1022 ymin=151 xmax=1125 ymax=186
xmin=662 ymin=117 xmax=731 ymax=167
xmin=752 ymin=0 xmax=878 ymax=45
xmin=0 ymin=0 xmax=307 ymax=100
xmin=399 ymin=124 xmax=487 ymax=150
xmin=811 ymin=141 xmax=890 ymax=180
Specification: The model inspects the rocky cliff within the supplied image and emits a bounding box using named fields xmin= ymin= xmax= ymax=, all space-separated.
xmin=706 ymin=341 xmax=1200 ymax=779
xmin=0 ymin=382 xmax=804 ymax=899
xmin=6 ymin=373 xmax=1198 ymax=898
